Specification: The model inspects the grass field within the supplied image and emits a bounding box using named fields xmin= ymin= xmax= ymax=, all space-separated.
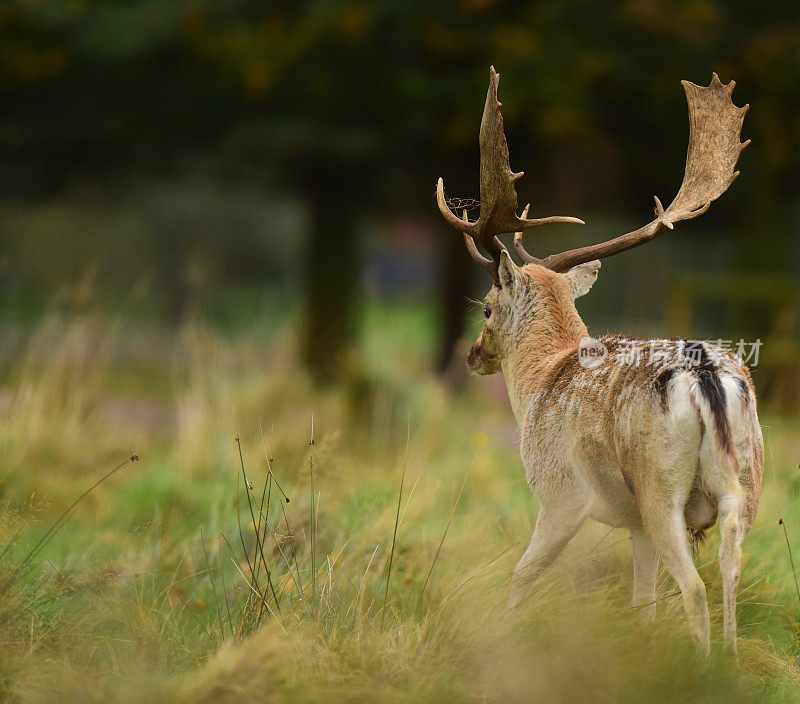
xmin=1 ymin=300 xmax=800 ymax=703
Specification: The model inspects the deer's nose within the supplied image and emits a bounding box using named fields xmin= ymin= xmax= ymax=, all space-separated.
xmin=467 ymin=344 xmax=481 ymax=370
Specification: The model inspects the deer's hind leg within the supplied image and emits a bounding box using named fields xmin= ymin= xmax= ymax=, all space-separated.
xmin=508 ymin=494 xmax=588 ymax=611
xmin=717 ymin=493 xmax=743 ymax=655
xmin=632 ymin=397 xmax=711 ymax=653
xmin=635 ymin=437 xmax=710 ymax=654
xmin=640 ymin=500 xmax=710 ymax=654
xmin=630 ymin=528 xmax=658 ymax=620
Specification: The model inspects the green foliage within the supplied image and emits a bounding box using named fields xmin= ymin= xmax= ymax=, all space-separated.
xmin=1 ymin=0 xmax=798 ymax=298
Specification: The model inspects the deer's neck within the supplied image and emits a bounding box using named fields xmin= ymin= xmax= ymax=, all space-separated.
xmin=501 ymin=309 xmax=588 ymax=425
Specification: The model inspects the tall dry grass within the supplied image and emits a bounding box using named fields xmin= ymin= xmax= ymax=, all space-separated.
xmin=1 ymin=303 xmax=799 ymax=703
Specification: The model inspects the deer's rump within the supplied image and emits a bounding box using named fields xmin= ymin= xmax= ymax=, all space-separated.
xmin=522 ymin=337 xmax=763 ymax=534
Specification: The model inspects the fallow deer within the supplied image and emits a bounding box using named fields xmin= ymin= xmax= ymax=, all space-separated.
xmin=436 ymin=67 xmax=762 ymax=655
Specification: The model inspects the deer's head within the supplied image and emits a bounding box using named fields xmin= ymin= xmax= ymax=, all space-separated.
xmin=438 ymin=67 xmax=748 ymax=375
xmin=467 ymin=254 xmax=600 ymax=374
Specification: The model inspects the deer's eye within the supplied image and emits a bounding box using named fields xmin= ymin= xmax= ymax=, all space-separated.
xmin=483 ymin=306 xmax=492 ymax=319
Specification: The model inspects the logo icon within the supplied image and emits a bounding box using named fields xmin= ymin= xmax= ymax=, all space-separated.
xmin=578 ymin=337 xmax=608 ymax=369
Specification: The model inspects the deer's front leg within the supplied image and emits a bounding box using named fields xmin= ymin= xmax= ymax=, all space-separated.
xmin=508 ymin=496 xmax=588 ymax=611
xmin=630 ymin=528 xmax=659 ymax=621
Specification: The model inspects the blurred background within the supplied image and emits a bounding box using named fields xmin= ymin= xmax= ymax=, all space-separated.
xmin=2 ymin=5 xmax=800 ymax=697
xmin=1 ymin=0 xmax=799 ymax=402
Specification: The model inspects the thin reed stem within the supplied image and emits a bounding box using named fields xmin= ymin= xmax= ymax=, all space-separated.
xmin=252 ymin=500 xmax=312 ymax=618
xmin=200 ymin=526 xmax=226 ymax=639
xmin=253 ymin=474 xmax=273 ymax=624
xmin=779 ymin=518 xmax=800 ymax=612
xmin=309 ymin=414 xmax=316 ymax=613
xmin=217 ymin=532 xmax=239 ymax=636
xmin=236 ymin=435 xmax=280 ymax=612
xmin=416 ymin=456 xmax=475 ymax=612
xmin=352 ymin=543 xmax=380 ymax=618
xmin=4 ymin=454 xmax=137 ymax=590
xmin=381 ymin=453 xmax=407 ymax=630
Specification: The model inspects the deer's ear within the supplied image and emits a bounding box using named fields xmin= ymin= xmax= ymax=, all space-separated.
xmin=565 ymin=260 xmax=601 ymax=299
xmin=497 ymin=250 xmax=522 ymax=293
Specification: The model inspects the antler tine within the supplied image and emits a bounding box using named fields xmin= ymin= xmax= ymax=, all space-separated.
xmin=536 ymin=74 xmax=748 ymax=273
xmin=461 ymin=208 xmax=512 ymax=276
xmin=513 ymin=204 xmax=544 ymax=266
xmin=436 ymin=179 xmax=476 ymax=236
xmin=436 ymin=66 xmax=584 ymax=282
xmin=461 ymin=209 xmax=495 ymax=277
xmin=514 ymin=203 xmax=584 ymax=265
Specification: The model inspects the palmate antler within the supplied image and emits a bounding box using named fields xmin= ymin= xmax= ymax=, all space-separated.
xmin=515 ymin=73 xmax=750 ymax=272
xmin=437 ymin=70 xmax=749 ymax=277
xmin=436 ymin=66 xmax=584 ymax=282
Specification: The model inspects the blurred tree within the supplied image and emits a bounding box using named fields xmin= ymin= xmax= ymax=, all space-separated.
xmin=1 ymin=0 xmax=798 ymax=374
xmin=301 ymin=165 xmax=360 ymax=380
xmin=183 ymin=0 xmax=800 ymax=371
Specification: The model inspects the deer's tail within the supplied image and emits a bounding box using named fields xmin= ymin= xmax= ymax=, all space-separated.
xmin=685 ymin=344 xmax=745 ymax=501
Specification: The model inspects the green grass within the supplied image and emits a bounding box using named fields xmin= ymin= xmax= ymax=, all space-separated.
xmin=1 ymin=304 xmax=800 ymax=703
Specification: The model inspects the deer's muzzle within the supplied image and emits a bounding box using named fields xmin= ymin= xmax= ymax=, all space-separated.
xmin=468 ymin=341 xmax=499 ymax=374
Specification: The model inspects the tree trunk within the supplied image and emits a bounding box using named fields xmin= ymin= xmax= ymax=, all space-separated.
xmin=436 ymin=235 xmax=471 ymax=373
xmin=301 ymin=179 xmax=358 ymax=382
xmin=434 ymin=151 xmax=477 ymax=374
